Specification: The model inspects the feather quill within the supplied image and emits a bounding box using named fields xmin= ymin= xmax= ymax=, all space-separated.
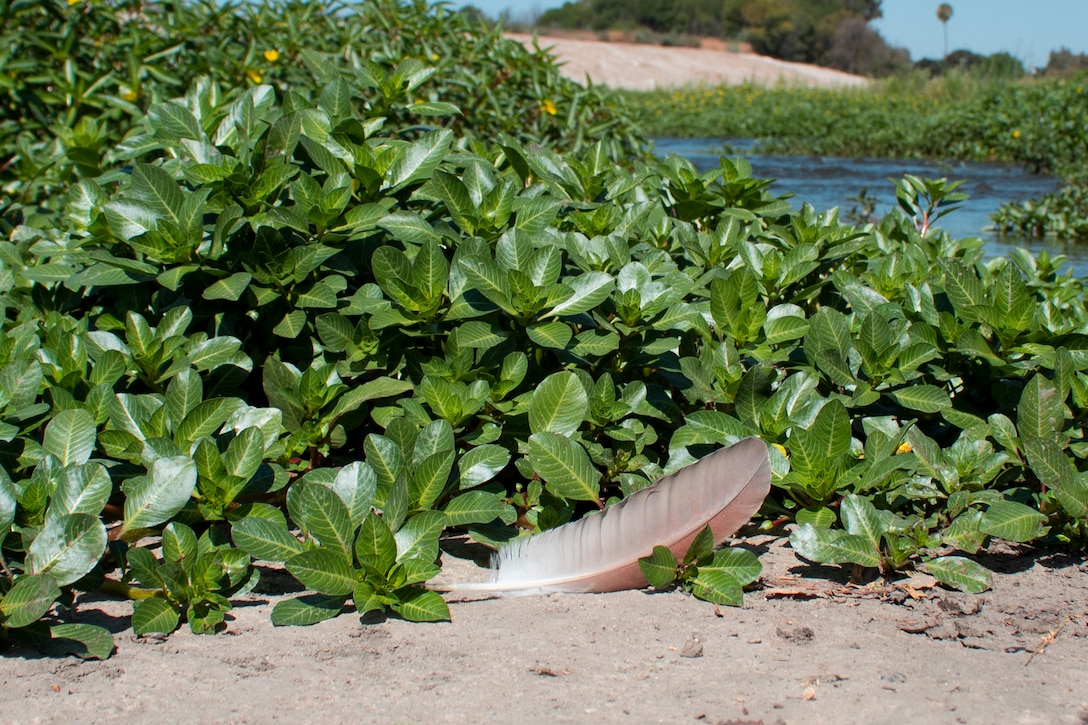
xmin=434 ymin=437 xmax=771 ymax=594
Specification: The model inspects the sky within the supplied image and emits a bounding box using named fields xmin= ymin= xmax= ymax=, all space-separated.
xmin=451 ymin=1 xmax=1088 ymax=68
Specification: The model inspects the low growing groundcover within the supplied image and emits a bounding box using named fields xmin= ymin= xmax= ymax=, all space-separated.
xmin=1 ymin=0 xmax=1086 ymax=658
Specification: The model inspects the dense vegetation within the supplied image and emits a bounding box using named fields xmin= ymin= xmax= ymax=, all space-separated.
xmin=624 ymin=72 xmax=1088 ymax=240
xmin=2 ymin=0 xmax=1087 ymax=659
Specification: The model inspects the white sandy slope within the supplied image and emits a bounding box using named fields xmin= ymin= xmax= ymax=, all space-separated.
xmin=508 ymin=32 xmax=871 ymax=90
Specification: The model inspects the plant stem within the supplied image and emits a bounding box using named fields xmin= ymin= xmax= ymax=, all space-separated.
xmin=100 ymin=579 xmax=160 ymax=600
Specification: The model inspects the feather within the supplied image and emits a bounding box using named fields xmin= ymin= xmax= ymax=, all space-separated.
xmin=433 ymin=437 xmax=770 ymax=594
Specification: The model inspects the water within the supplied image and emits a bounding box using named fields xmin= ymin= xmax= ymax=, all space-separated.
xmin=655 ymin=137 xmax=1088 ymax=277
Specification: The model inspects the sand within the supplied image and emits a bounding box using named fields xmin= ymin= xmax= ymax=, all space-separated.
xmin=507 ymin=33 xmax=871 ymax=90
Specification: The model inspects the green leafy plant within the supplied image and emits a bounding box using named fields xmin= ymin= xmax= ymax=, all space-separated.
xmin=123 ymin=522 xmax=256 ymax=635
xmin=638 ymin=525 xmax=761 ymax=606
xmin=231 ymin=469 xmax=451 ymax=624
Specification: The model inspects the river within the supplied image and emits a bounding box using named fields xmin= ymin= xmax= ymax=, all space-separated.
xmin=656 ymin=137 xmax=1088 ymax=277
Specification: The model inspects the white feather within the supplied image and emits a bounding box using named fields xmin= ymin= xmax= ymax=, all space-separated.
xmin=434 ymin=437 xmax=770 ymax=594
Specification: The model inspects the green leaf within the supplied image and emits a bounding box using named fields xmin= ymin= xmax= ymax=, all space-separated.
xmin=526 ymin=433 xmax=600 ymax=502
xmin=546 ymin=272 xmax=614 ymax=317
xmin=979 ymin=500 xmax=1048 ymax=543
xmin=166 ymin=369 xmax=203 ymax=427
xmin=329 ymin=462 xmax=378 ymax=529
xmin=50 ymin=463 xmax=112 ymax=519
xmin=412 ymin=240 xmax=450 ymax=304
xmin=163 ymin=525 xmax=198 ymax=571
xmin=789 ymin=400 xmax=850 ymax=475
xmin=223 ymin=427 xmax=265 ymax=482
xmin=315 ymin=314 xmax=355 ymax=353
xmin=0 ymin=473 xmax=16 ymax=531
xmin=457 ymin=445 xmax=510 ymax=489
xmin=942 ymin=509 xmax=987 ymax=554
xmin=690 ymin=570 xmax=743 ymax=607
xmin=125 ymin=547 xmax=162 ymax=589
xmin=378 ymin=212 xmax=442 ymax=245
xmin=638 ymin=545 xmax=677 ymax=589
xmin=1023 ymin=438 xmax=1087 ymax=519
xmin=442 ymin=490 xmax=506 ymax=525
xmin=26 ymin=513 xmax=107 ymax=587
xmin=129 ymin=164 xmax=183 ymax=227
xmin=840 ymin=494 xmax=882 ymax=551
xmin=384 ymin=129 xmax=453 ymax=191
xmin=330 ymin=377 xmax=413 ymax=421
xmin=763 ymin=309 xmax=809 ymax=345
xmin=459 ymin=257 xmax=515 ymax=314
xmin=890 ymin=385 xmax=951 ymax=414
xmin=701 ymin=548 xmax=762 ymax=586
xmin=526 ymin=321 xmax=573 ymax=350
xmin=298 ymin=484 xmax=354 ymax=563
xmin=353 ymin=581 xmax=384 ymax=616
xmin=513 ymin=197 xmax=562 ymax=234
xmin=529 ymin=371 xmax=589 ymax=436
xmin=684 ymin=524 xmax=715 ymax=565
xmin=47 ymin=623 xmax=115 ymax=660
xmin=132 ymin=597 xmax=181 ymax=636
xmin=231 ymin=517 xmax=305 ymax=562
xmin=121 ymin=456 xmax=198 ymax=535
xmin=203 ymin=273 xmax=252 ymax=302
xmin=365 ymin=434 xmax=406 ymax=496
xmin=390 ymin=588 xmax=450 ymax=622
xmin=271 ymin=594 xmax=347 ymax=626
xmin=175 ymin=398 xmax=239 ymax=443
xmin=355 ymin=515 xmax=397 ymax=576
xmin=411 ymin=450 xmax=455 ymax=509
xmin=795 ymin=507 xmax=836 ymax=528
xmin=274 ymin=310 xmax=308 ymax=338
xmin=0 ymin=574 xmax=60 ymax=629
xmin=394 ymin=511 xmax=445 ymax=561
xmin=286 ymin=549 xmax=357 ymax=596
xmin=925 ymin=556 xmax=992 ymax=594
xmin=1018 ymin=375 xmax=1064 ymax=440
xmin=431 ymin=171 xmax=476 ymax=234
xmin=43 ymin=409 xmax=96 ymax=466
xmin=790 ymin=524 xmax=879 ymax=568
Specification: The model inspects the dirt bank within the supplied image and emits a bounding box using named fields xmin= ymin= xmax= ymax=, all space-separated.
xmin=507 ymin=33 xmax=871 ymax=90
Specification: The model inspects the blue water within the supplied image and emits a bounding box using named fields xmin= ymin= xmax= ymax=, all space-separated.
xmin=656 ymin=137 xmax=1087 ymax=277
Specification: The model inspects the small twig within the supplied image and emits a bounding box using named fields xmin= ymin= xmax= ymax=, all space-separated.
xmin=1024 ymin=617 xmax=1069 ymax=666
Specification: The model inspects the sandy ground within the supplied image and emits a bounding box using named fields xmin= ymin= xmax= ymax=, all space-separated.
xmin=2 ymin=537 xmax=1086 ymax=724
xmin=507 ymin=33 xmax=871 ymax=90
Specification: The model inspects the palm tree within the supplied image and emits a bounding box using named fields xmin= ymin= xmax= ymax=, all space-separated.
xmin=937 ymin=4 xmax=953 ymax=59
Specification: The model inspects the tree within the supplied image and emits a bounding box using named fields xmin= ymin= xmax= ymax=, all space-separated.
xmin=937 ymin=3 xmax=952 ymax=58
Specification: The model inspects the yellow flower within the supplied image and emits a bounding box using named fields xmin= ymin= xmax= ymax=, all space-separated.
xmin=120 ymin=86 xmax=138 ymax=102
xmin=431 ymin=53 xmax=439 ymax=61
xmin=247 ymin=70 xmax=263 ymax=83
xmin=1012 ymin=129 xmax=1021 ymax=139
xmin=896 ymin=442 xmax=913 ymax=455
xmin=263 ymin=49 xmax=280 ymax=63
xmin=541 ymin=99 xmax=557 ymax=116
xmin=67 ymin=0 xmax=80 ymax=5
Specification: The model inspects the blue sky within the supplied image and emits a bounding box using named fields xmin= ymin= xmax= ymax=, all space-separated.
xmin=451 ymin=1 xmax=1088 ymax=68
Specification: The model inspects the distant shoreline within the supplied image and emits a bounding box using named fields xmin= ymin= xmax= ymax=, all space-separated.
xmin=507 ymin=32 xmax=871 ymax=90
